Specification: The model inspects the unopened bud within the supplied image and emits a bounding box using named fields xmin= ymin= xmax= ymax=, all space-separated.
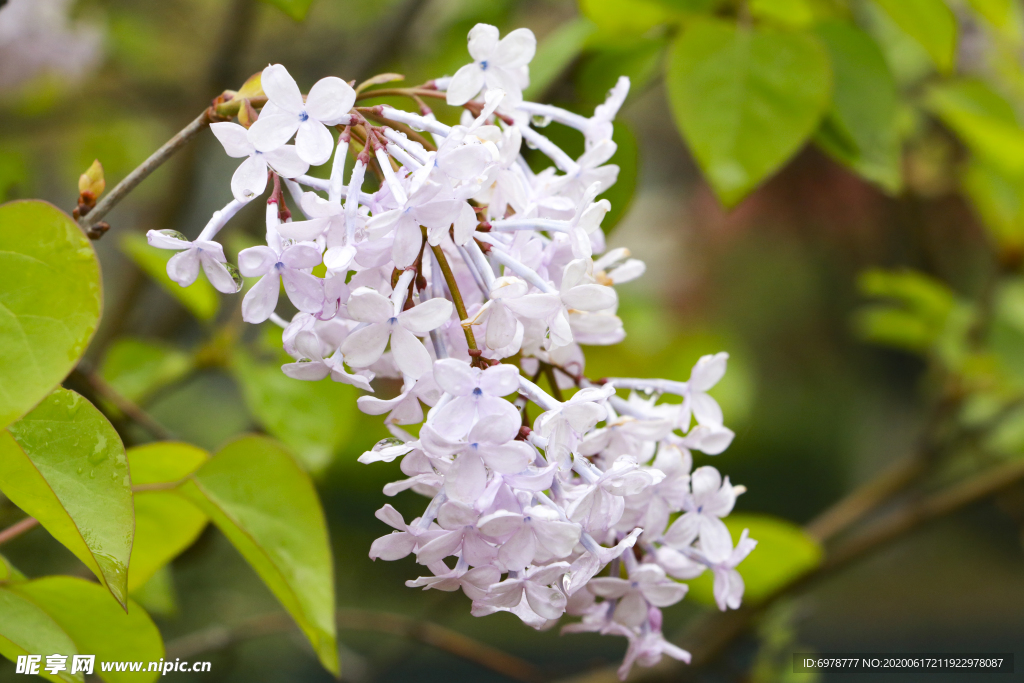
xmin=78 ymin=160 xmax=105 ymax=198
xmin=236 ymin=71 xmax=265 ymax=101
xmin=238 ymin=99 xmax=259 ymax=129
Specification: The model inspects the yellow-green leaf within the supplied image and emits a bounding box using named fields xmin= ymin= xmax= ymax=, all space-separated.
xmin=666 ymin=20 xmax=832 ymax=206
xmin=927 ymin=79 xmax=1024 ymax=176
xmin=0 ymin=200 xmax=101 ymax=431
xmin=0 ymin=554 xmax=25 ymax=583
xmin=814 ymin=21 xmax=902 ymax=193
xmin=12 ymin=577 xmax=164 ymax=683
xmin=100 ymin=338 xmax=193 ymax=404
xmin=872 ymin=0 xmax=957 ymax=73
xmin=0 ymin=587 xmax=80 ymax=683
xmin=127 ymin=443 xmax=209 ymax=592
xmin=0 ymin=389 xmax=133 ymax=608
xmin=232 ymin=350 xmax=357 ymax=473
xmin=175 ymin=435 xmax=337 ymax=674
xmin=121 ymin=233 xmax=218 ymax=321
xmin=259 ymin=0 xmax=315 ymax=21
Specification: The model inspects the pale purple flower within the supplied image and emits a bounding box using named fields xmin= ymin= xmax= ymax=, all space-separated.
xmin=446 ymin=24 xmax=536 ymax=107
xmin=248 ymin=64 xmax=355 ymax=165
xmin=146 ymin=229 xmax=242 ymax=294
xmin=238 ymin=242 xmax=324 ymax=323
xmin=477 ymin=505 xmax=581 ymax=571
xmin=587 ymin=564 xmax=688 ymax=627
xmin=210 ymin=122 xmax=308 ymax=202
xmin=340 ymin=288 xmax=453 ymax=378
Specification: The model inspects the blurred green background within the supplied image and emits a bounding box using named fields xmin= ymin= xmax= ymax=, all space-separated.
xmin=3 ymin=0 xmax=1024 ymax=681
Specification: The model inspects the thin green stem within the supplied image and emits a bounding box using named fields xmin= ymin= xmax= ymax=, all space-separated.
xmin=429 ymin=241 xmax=477 ymax=351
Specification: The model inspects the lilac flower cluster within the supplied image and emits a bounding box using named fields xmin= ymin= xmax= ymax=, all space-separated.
xmin=147 ymin=24 xmax=754 ymax=678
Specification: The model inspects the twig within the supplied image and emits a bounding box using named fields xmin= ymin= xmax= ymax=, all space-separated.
xmin=165 ymin=608 xmax=544 ymax=683
xmin=70 ymin=364 xmax=175 ymax=441
xmin=77 ymin=109 xmax=214 ymax=232
xmin=0 ymin=517 xmax=39 ymax=546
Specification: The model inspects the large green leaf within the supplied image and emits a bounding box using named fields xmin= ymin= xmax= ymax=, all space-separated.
xmin=0 ymin=388 xmax=134 ymax=608
xmin=0 ymin=554 xmax=25 ymax=583
xmin=120 ymin=233 xmax=218 ymax=322
xmin=666 ymin=20 xmax=832 ymax=206
xmin=926 ymin=80 xmax=1024 ymax=176
xmin=873 ymin=0 xmax=957 ymax=73
xmin=523 ymin=18 xmax=596 ymax=101
xmin=579 ymin=0 xmax=686 ymax=42
xmin=963 ymin=158 xmax=1024 ymax=249
xmin=127 ymin=442 xmax=209 ymax=592
xmin=100 ymin=338 xmax=193 ymax=404
xmin=12 ymin=577 xmax=163 ymax=683
xmin=0 ymin=587 xmax=80 ymax=683
xmin=232 ymin=350 xmax=357 ymax=473
xmin=686 ymin=513 xmax=822 ymax=604
xmin=814 ymin=21 xmax=902 ymax=193
xmin=259 ymin=0 xmax=315 ymax=21
xmin=967 ymin=0 xmax=1024 ymax=43
xmin=176 ymin=435 xmax=337 ymax=674
xmin=0 ymin=200 xmax=101 ymax=431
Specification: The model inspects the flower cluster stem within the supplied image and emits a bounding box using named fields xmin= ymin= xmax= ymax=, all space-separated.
xmin=429 ymin=241 xmax=477 ymax=351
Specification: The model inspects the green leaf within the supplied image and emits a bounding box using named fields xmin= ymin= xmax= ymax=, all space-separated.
xmin=232 ymin=349 xmax=357 ymax=473
xmin=750 ymin=0 xmax=815 ymax=28
xmin=259 ymin=0 xmax=315 ymax=21
xmin=967 ymin=0 xmax=1024 ymax=43
xmin=176 ymin=435 xmax=337 ymax=674
xmin=523 ymin=18 xmax=596 ymax=101
xmin=0 ymin=554 xmax=25 ymax=583
xmin=0 ymin=389 xmax=133 ymax=608
xmin=12 ymin=576 xmax=164 ymax=683
xmin=127 ymin=443 xmax=209 ymax=592
xmin=926 ymin=80 xmax=1024 ymax=176
xmin=0 ymin=200 xmax=101 ymax=431
xmin=853 ymin=268 xmax=963 ymax=354
xmin=120 ymin=233 xmax=218 ymax=322
xmin=100 ymin=338 xmax=193 ymax=404
xmin=0 ymin=587 xmax=80 ymax=683
xmin=129 ymin=565 xmax=179 ymax=618
xmin=579 ymin=0 xmax=683 ymax=41
xmin=129 ymin=494 xmax=206 ymax=593
xmin=686 ymin=513 xmax=822 ymax=604
xmin=814 ymin=21 xmax=902 ymax=193
xmin=872 ymin=0 xmax=957 ymax=73
xmin=576 ymin=38 xmax=668 ymax=110
xmin=666 ymin=20 xmax=832 ymax=206
xmin=963 ymin=158 xmax=1024 ymax=249
xmin=128 ymin=441 xmax=209 ymax=485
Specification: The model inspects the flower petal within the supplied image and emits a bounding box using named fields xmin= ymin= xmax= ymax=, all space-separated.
xmin=281 ymin=269 xmax=324 ymax=313
xmin=347 ymin=287 xmax=393 ymax=323
xmin=264 ymin=144 xmax=309 ymax=178
xmin=493 ymin=28 xmax=536 ymax=68
xmin=210 ymin=121 xmax=254 ymax=158
xmin=446 ymin=63 xmax=485 ymax=106
xmin=241 ymin=273 xmax=281 ymax=323
xmin=247 ymin=113 xmax=299 ymax=153
xmin=306 ymin=76 xmax=356 ymax=124
xmin=230 ymin=155 xmax=269 ymax=203
xmin=261 ymin=63 xmax=304 ymax=113
xmin=341 ymin=322 xmax=391 ymax=368
xmin=399 ymin=297 xmax=454 ymax=335
xmin=296 ymin=119 xmax=334 ymax=166
xmin=390 ymin=323 xmax=432 ymax=379
xmin=166 ymin=248 xmax=200 ymax=287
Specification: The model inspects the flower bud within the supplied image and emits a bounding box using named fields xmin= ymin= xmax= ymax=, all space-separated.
xmin=78 ymin=159 xmax=105 ymax=199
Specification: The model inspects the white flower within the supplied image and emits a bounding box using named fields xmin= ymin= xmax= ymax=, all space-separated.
xmin=340 ymin=288 xmax=453 ymax=378
xmin=587 ymin=563 xmax=688 ymax=627
xmin=479 ymin=561 xmax=571 ymax=621
xmin=430 ymin=359 xmax=522 ymax=438
xmin=146 ymin=229 xmax=241 ymax=294
xmin=662 ymin=466 xmax=744 ymax=562
xmin=210 ymin=122 xmax=308 ymax=202
xmin=446 ymin=24 xmax=536 ymax=107
xmin=368 ymin=504 xmax=441 ymax=561
xmin=477 ymin=505 xmax=581 ymax=571
xmin=238 ymin=242 xmax=324 ymax=323
xmin=247 ymin=64 xmax=355 ymax=165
